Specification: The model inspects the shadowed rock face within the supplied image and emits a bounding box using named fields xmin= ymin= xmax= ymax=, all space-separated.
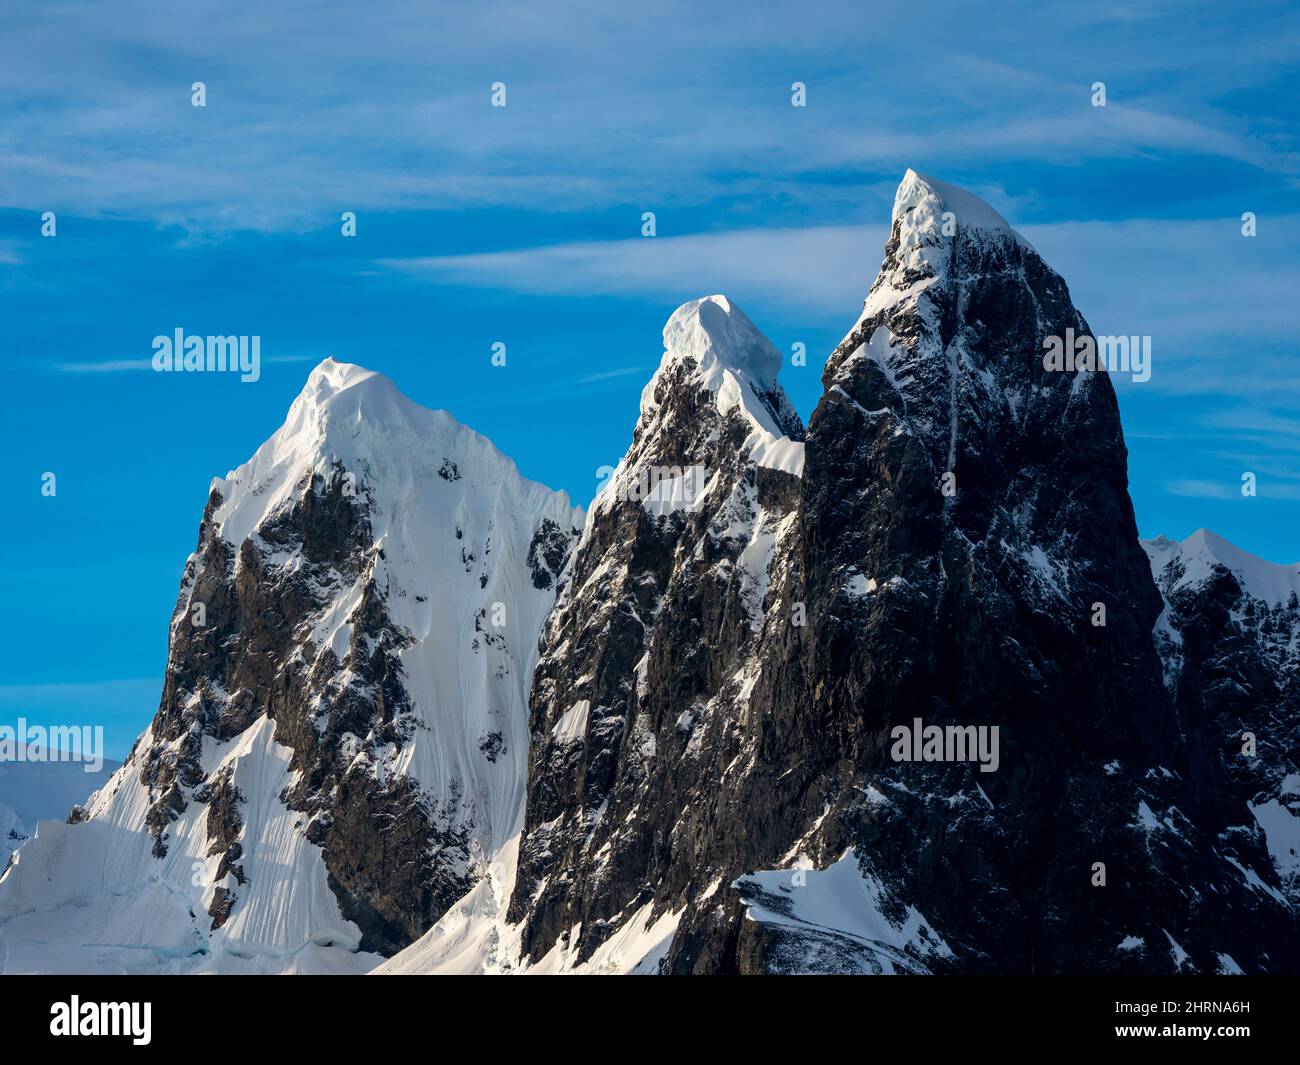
xmin=504 ymin=177 xmax=1300 ymax=974
xmin=507 ymin=296 xmax=806 ymax=960
xmin=1146 ymin=535 xmax=1300 ymax=912
xmin=18 ymin=189 xmax=1294 ymax=974
xmin=705 ymin=174 xmax=1290 ymax=975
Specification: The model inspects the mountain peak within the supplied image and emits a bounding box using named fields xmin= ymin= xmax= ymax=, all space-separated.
xmin=211 ymin=358 xmax=578 ymax=549
xmin=303 ymin=356 xmax=382 ymax=394
xmin=1144 ymin=529 xmax=1300 ymax=606
xmin=634 ymin=295 xmax=802 ymax=464
xmin=662 ymin=294 xmax=783 ymax=394
xmin=295 ymin=357 xmax=404 ymax=419
xmin=893 ymin=169 xmax=1014 ymax=236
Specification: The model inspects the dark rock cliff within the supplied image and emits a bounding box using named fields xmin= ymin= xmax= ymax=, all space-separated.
xmin=504 ymin=175 xmax=1300 ymax=974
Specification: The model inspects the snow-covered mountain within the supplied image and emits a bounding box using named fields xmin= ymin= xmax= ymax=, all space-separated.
xmin=385 ymin=171 xmax=1300 ymax=975
xmin=379 ymin=293 xmax=807 ymax=973
xmin=5 ymin=174 xmax=1297 ymax=977
xmin=1143 ymin=530 xmax=1300 ymax=908
xmin=0 ymin=359 xmax=581 ymax=973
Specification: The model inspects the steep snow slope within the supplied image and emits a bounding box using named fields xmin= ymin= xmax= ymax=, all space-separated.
xmin=594 ymin=294 xmax=804 ymax=519
xmin=0 ymin=359 xmax=581 ymax=973
xmin=1145 ymin=529 xmax=1300 ymax=608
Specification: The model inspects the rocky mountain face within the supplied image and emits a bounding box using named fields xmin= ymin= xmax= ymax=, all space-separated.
xmin=0 ymin=360 xmax=580 ymax=973
xmin=1144 ymin=531 xmax=1300 ymax=909
xmin=467 ymin=171 xmax=1299 ymax=975
xmin=506 ymin=295 xmax=806 ymax=960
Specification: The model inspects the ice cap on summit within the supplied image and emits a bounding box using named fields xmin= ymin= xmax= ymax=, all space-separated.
xmin=662 ymin=294 xmax=783 ymax=393
xmin=892 ymin=168 xmax=1014 ymax=234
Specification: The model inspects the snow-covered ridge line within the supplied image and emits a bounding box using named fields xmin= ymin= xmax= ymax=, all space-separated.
xmin=1144 ymin=529 xmax=1300 ymax=606
xmin=891 ymin=168 xmax=1020 ymax=238
xmin=213 ymin=356 xmax=581 ymax=549
xmin=645 ymin=295 xmax=801 ymax=445
xmin=881 ymin=169 xmax=1035 ymax=299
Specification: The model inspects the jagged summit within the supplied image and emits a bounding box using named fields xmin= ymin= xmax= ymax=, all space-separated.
xmin=10 ymin=176 xmax=1298 ymax=978
xmin=501 ymin=294 xmax=810 ymax=968
xmin=0 ymin=356 xmax=583 ymax=972
xmin=278 ymin=357 xmax=440 ymax=442
xmin=844 ymin=170 xmax=1036 ymax=341
xmin=590 ymin=295 xmax=804 ymax=521
xmin=304 ymin=355 xmax=382 ymax=392
xmin=824 ymin=167 xmax=1096 ymax=497
xmin=212 ymin=358 xmax=580 ymax=550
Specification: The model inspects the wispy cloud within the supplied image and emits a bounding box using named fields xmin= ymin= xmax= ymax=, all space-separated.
xmin=50 ymin=358 xmax=152 ymax=373
xmin=48 ymin=353 xmax=319 ymax=373
xmin=1165 ymin=479 xmax=1244 ymax=501
xmin=381 ymin=224 xmax=886 ymax=316
xmin=1169 ymin=478 xmax=1300 ymax=501
xmin=2 ymin=1 xmax=1296 ymax=230
xmin=380 ymin=214 xmax=1300 ymax=402
xmin=574 ymin=366 xmax=649 ymax=384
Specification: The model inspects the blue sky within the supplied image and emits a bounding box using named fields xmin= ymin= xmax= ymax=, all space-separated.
xmin=2 ymin=0 xmax=1298 ymax=756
